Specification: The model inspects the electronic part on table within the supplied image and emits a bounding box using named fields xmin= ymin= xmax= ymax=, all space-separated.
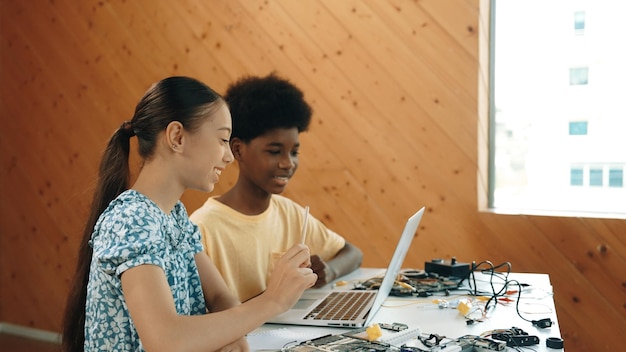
xmin=282 ymin=322 xmax=511 ymax=352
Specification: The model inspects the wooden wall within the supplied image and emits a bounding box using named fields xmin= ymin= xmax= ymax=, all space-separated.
xmin=0 ymin=1 xmax=624 ymax=351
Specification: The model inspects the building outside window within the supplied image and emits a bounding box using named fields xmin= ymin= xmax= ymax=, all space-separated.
xmin=609 ymin=168 xmax=624 ymax=188
xmin=490 ymin=0 xmax=626 ymax=217
xmin=569 ymin=67 xmax=589 ymax=85
xmin=570 ymin=167 xmax=584 ymax=186
xmin=574 ymin=11 xmax=586 ymax=33
xmin=589 ymin=168 xmax=603 ymax=187
xmin=568 ymin=121 xmax=588 ymax=135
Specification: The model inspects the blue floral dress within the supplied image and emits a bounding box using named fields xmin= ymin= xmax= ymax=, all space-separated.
xmin=84 ymin=190 xmax=207 ymax=351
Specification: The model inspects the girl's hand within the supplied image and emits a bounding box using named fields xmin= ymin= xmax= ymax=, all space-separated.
xmin=216 ymin=336 xmax=249 ymax=352
xmin=263 ymin=244 xmax=317 ymax=311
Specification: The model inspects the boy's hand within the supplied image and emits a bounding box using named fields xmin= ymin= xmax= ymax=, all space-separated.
xmin=310 ymin=255 xmax=337 ymax=288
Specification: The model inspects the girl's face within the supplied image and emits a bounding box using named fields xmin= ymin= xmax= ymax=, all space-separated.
xmin=182 ymin=104 xmax=234 ymax=192
xmin=237 ymin=127 xmax=300 ymax=195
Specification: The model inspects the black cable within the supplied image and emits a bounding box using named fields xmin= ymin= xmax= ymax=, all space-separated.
xmin=468 ymin=261 xmax=512 ymax=313
xmin=506 ymin=279 xmax=553 ymax=329
xmin=483 ymin=262 xmax=511 ymax=313
xmin=468 ymin=260 xmax=494 ymax=296
xmin=465 ymin=261 xmax=552 ymax=329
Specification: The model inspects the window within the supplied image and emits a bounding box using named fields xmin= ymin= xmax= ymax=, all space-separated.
xmin=589 ymin=168 xmax=603 ymax=186
xmin=570 ymin=167 xmax=584 ymax=186
xmin=574 ymin=11 xmax=586 ymax=33
xmin=609 ymin=168 xmax=623 ymax=187
xmin=489 ymin=0 xmax=626 ymax=217
xmin=569 ymin=67 xmax=589 ymax=85
xmin=568 ymin=121 xmax=588 ymax=135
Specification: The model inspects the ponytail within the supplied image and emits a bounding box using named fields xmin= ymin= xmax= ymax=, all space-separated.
xmin=61 ymin=125 xmax=133 ymax=352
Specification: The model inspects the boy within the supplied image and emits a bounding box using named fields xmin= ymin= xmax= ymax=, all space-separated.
xmin=190 ymin=73 xmax=363 ymax=302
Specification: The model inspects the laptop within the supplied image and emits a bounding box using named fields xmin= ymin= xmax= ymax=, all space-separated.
xmin=267 ymin=206 xmax=425 ymax=328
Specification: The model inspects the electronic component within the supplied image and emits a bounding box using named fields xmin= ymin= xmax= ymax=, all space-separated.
xmin=492 ymin=333 xmax=539 ymax=347
xmin=379 ymin=322 xmax=409 ymax=332
xmin=456 ymin=335 xmax=506 ymax=351
xmin=546 ymin=337 xmax=564 ymax=349
xmin=357 ymin=273 xmax=463 ymax=297
xmin=288 ymin=333 xmax=398 ymax=351
xmin=532 ymin=318 xmax=553 ymax=328
xmin=425 ymin=257 xmax=471 ymax=279
xmin=401 ymin=269 xmax=427 ymax=279
xmin=489 ymin=327 xmax=539 ymax=347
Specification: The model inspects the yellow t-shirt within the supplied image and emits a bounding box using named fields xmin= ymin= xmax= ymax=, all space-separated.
xmin=189 ymin=195 xmax=346 ymax=302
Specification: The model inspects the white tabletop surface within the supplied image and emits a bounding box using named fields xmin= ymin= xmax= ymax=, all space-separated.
xmin=248 ymin=268 xmax=564 ymax=351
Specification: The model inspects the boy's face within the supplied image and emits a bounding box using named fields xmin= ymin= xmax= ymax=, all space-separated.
xmin=236 ymin=127 xmax=300 ymax=195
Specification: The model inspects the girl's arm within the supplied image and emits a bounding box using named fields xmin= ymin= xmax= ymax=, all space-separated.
xmin=195 ymin=252 xmax=248 ymax=351
xmin=195 ymin=252 xmax=240 ymax=312
xmin=121 ymin=243 xmax=316 ymax=352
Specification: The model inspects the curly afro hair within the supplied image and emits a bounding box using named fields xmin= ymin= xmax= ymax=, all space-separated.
xmin=224 ymin=72 xmax=312 ymax=142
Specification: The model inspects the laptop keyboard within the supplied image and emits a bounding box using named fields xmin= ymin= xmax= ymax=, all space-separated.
xmin=304 ymin=291 xmax=376 ymax=321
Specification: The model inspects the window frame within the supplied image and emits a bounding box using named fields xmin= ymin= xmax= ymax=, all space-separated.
xmin=479 ymin=0 xmax=626 ymax=219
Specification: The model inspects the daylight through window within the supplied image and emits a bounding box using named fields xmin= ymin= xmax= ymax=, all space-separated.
xmin=490 ymin=0 xmax=626 ymax=217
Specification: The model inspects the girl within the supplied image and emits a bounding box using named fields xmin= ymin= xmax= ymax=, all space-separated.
xmin=62 ymin=76 xmax=317 ymax=352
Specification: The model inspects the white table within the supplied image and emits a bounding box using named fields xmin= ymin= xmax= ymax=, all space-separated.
xmin=248 ymin=268 xmax=564 ymax=351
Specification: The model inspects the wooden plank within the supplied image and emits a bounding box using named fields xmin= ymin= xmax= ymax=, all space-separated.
xmin=418 ymin=0 xmax=480 ymax=58
xmin=528 ymin=216 xmax=626 ymax=316
xmin=0 ymin=137 xmax=73 ymax=331
xmin=312 ymin=0 xmax=479 ymax=159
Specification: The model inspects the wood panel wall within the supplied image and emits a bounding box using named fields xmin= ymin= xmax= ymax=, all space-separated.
xmin=1 ymin=1 xmax=624 ymax=351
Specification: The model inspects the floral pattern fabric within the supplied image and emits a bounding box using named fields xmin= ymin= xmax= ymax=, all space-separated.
xmin=84 ymin=190 xmax=206 ymax=351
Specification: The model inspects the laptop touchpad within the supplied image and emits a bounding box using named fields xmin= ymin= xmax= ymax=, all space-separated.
xmin=293 ymin=298 xmax=317 ymax=310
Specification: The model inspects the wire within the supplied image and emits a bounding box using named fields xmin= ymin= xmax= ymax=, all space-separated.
xmin=467 ymin=261 xmax=512 ymax=313
xmin=462 ymin=260 xmax=556 ymax=328
xmin=469 ymin=267 xmax=553 ymax=328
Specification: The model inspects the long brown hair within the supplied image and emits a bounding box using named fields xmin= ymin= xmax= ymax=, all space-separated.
xmin=61 ymin=76 xmax=224 ymax=352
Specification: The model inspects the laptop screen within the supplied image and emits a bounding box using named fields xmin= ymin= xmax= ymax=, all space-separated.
xmin=364 ymin=206 xmax=424 ymax=325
